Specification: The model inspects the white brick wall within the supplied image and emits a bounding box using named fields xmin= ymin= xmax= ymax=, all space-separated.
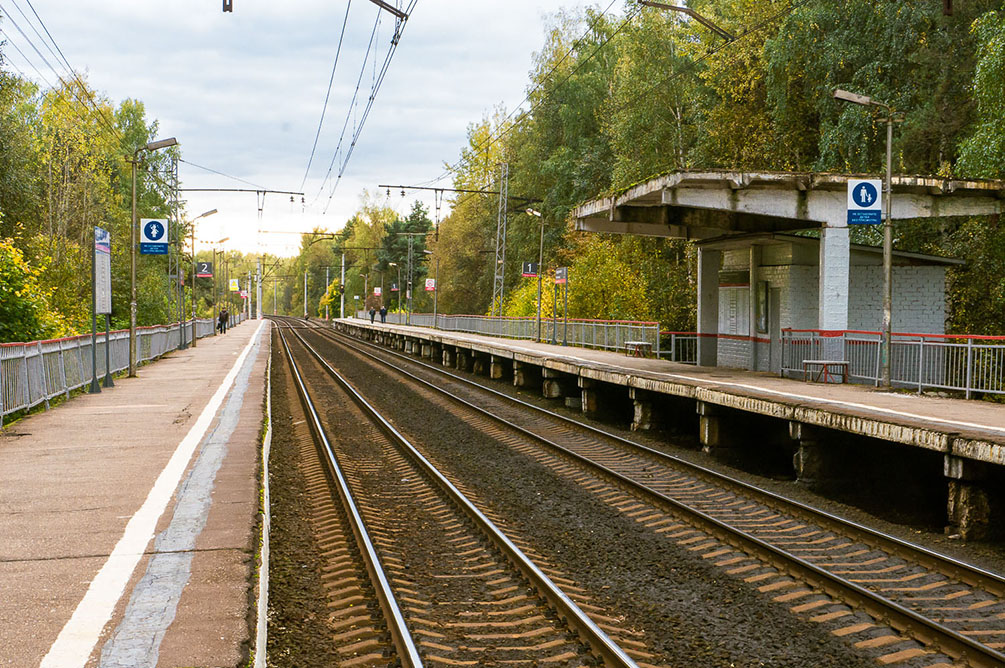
xmin=848 ymin=265 xmax=946 ymax=333
xmin=707 ymin=239 xmax=947 ymax=371
xmin=718 ymin=337 xmax=750 ymax=369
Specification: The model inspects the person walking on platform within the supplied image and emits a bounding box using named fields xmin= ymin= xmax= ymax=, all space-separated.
xmin=218 ymin=307 xmax=228 ymax=334
xmin=364 ymin=292 xmax=381 ymax=324
xmin=380 ymin=306 xmax=387 ymax=323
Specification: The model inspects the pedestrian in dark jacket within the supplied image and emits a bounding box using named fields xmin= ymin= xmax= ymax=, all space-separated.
xmin=218 ymin=308 xmax=228 ymax=333
xmin=379 ymin=306 xmax=387 ymax=323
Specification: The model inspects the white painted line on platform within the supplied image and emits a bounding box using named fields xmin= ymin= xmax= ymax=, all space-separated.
xmin=40 ymin=321 xmax=267 ymax=668
xmin=254 ymin=357 xmax=273 ymax=668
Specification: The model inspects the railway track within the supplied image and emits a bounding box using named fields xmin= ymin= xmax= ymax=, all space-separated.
xmin=308 ymin=319 xmax=1005 ymax=668
xmin=274 ymin=319 xmax=647 ymax=667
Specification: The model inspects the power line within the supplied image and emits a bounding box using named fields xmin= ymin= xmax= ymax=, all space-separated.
xmin=312 ymin=1 xmax=418 ymax=213
xmin=180 ymin=158 xmax=266 ymax=189
xmin=310 ymin=9 xmax=384 ymax=205
xmin=21 ymin=0 xmax=121 ymax=139
xmin=321 ymin=4 xmax=416 ymax=214
xmin=299 ymin=0 xmax=353 ymax=191
xmin=425 ymin=2 xmax=641 ymax=188
xmin=436 ymin=0 xmax=811 ymax=216
xmin=2 ymin=0 xmax=121 ymax=140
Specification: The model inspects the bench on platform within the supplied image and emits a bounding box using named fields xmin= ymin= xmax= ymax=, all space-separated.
xmin=625 ymin=341 xmax=653 ymax=358
xmin=802 ymin=359 xmax=849 ymax=383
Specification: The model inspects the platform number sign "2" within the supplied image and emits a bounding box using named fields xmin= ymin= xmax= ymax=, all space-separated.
xmin=196 ymin=261 xmax=213 ymax=278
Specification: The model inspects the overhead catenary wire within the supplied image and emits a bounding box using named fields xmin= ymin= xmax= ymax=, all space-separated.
xmin=415 ymin=0 xmax=625 ymax=189
xmin=435 ymin=0 xmax=811 ymax=216
xmin=320 ymin=1 xmax=418 ymax=214
xmin=310 ymin=0 xmax=417 ymax=213
xmin=180 ymin=158 xmax=267 ymax=190
xmin=1 ymin=0 xmax=122 ymax=141
xmin=309 ymin=9 xmax=383 ymax=205
xmin=299 ymin=0 xmax=354 ymax=192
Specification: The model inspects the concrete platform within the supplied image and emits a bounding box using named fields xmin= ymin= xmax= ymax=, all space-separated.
xmin=0 ymin=319 xmax=270 ymax=668
xmin=338 ymin=318 xmax=1005 ymax=538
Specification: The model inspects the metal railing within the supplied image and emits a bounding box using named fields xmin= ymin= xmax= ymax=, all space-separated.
xmin=659 ymin=332 xmax=698 ymax=364
xmin=0 ymin=314 xmax=247 ymax=426
xmin=780 ymin=329 xmax=1005 ymax=397
xmin=354 ymin=311 xmax=665 ymax=355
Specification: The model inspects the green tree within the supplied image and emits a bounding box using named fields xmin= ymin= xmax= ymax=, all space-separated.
xmin=0 ymin=238 xmax=67 ymax=342
xmin=957 ymin=10 xmax=1005 ymax=178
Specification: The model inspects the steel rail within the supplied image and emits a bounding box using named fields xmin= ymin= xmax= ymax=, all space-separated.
xmin=284 ymin=322 xmax=640 ymax=668
xmin=276 ymin=325 xmax=423 ymax=667
xmin=325 ymin=323 xmax=1005 ymax=594
xmin=319 ymin=324 xmax=1005 ymax=668
xmin=341 ymin=328 xmax=1005 ymax=596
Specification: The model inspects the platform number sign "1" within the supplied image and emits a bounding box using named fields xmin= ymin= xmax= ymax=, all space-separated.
xmin=140 ymin=218 xmax=169 ymax=254
xmin=847 ymin=179 xmax=883 ymax=226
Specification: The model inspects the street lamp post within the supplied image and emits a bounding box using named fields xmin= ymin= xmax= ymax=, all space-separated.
xmin=389 ymin=262 xmax=399 ymax=313
xmin=526 ymin=208 xmax=544 ymax=342
xmin=209 ymin=237 xmax=229 ymax=335
xmin=833 ymin=89 xmax=895 ymax=387
xmin=188 ymin=209 xmax=217 ymax=348
xmin=129 ymin=137 xmax=178 ymax=377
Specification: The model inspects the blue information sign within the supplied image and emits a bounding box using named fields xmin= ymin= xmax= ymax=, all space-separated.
xmin=847 ymin=179 xmax=883 ymax=225
xmin=140 ymin=218 xmax=169 ymax=254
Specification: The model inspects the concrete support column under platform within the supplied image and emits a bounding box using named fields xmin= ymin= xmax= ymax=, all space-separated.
xmin=542 ymin=368 xmax=566 ymax=399
xmin=490 ymin=355 xmax=506 ymax=380
xmin=456 ymin=349 xmax=473 ymax=373
xmin=442 ymin=346 xmax=455 ymax=368
xmin=945 ymin=455 xmax=991 ymax=540
xmin=790 ymin=422 xmax=846 ymax=490
xmin=697 ymin=248 xmax=721 ymax=367
xmin=630 ymin=388 xmax=656 ymax=432
xmin=513 ymin=361 xmax=541 ymax=388
xmin=697 ymin=400 xmax=742 ymax=460
xmin=578 ymin=376 xmax=599 ymax=415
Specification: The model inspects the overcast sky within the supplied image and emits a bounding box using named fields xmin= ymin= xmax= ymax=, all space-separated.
xmin=1 ymin=0 xmax=611 ymax=256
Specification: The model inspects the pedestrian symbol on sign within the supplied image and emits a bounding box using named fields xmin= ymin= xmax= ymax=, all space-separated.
xmin=853 ymin=182 xmax=878 ymax=208
xmin=144 ymin=220 xmax=164 ymax=241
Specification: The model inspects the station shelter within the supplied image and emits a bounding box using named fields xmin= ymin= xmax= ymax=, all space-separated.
xmin=695 ymin=232 xmax=959 ymax=373
xmin=573 ymin=170 xmax=1004 ymax=371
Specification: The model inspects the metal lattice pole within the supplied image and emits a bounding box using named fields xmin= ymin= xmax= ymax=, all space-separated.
xmin=491 ymin=162 xmax=509 ymax=316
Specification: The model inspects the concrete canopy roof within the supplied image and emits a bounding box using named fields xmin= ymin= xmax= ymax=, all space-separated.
xmin=573 ymin=170 xmax=1005 ymax=240
xmin=694 ymin=232 xmax=965 ymax=266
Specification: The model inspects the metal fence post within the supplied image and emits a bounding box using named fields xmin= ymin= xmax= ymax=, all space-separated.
xmin=59 ymin=340 xmax=70 ymax=400
xmin=873 ymin=334 xmax=883 ymax=387
xmin=917 ymin=339 xmax=924 ymax=394
xmin=965 ymin=337 xmax=974 ymax=400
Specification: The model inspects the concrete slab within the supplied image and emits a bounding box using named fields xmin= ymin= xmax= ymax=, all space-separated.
xmin=0 ymin=320 xmax=269 ymax=668
xmin=339 ymin=319 xmax=1005 ymax=466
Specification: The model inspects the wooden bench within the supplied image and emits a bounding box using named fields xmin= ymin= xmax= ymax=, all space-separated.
xmin=625 ymin=341 xmax=653 ymax=358
xmin=802 ymin=359 xmax=850 ymax=383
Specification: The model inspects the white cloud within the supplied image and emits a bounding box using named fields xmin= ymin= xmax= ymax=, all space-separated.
xmin=4 ymin=0 xmax=609 ymax=256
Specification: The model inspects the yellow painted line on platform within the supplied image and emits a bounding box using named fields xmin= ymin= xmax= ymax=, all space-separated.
xmin=40 ymin=321 xmax=266 ymax=668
